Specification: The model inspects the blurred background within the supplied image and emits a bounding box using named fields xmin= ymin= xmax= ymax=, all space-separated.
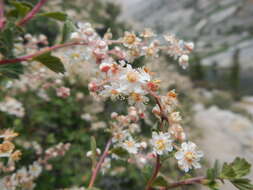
xmin=1 ymin=0 xmax=253 ymax=190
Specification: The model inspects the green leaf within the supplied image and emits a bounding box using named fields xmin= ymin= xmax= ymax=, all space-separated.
xmin=8 ymin=1 xmax=32 ymax=18
xmin=207 ymin=160 xmax=220 ymax=181
xmin=33 ymin=53 xmax=65 ymax=73
xmin=221 ymin=163 xmax=237 ymax=179
xmin=231 ymin=178 xmax=253 ymax=190
xmin=152 ymin=176 xmax=168 ymax=187
xmin=0 ymin=21 xmax=22 ymax=58
xmin=111 ymin=147 xmax=129 ymax=158
xmin=38 ymin=12 xmax=68 ymax=21
xmin=90 ymin=136 xmax=97 ymax=167
xmin=61 ymin=19 xmax=76 ymax=43
xmin=205 ymin=180 xmax=220 ymax=190
xmin=0 ymin=63 xmax=23 ymax=79
xmin=232 ymin=158 xmax=251 ymax=178
xmin=221 ymin=157 xmax=251 ymax=179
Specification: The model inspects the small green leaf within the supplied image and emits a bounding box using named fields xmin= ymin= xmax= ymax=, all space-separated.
xmin=38 ymin=12 xmax=68 ymax=21
xmin=0 ymin=63 xmax=23 ymax=79
xmin=33 ymin=53 xmax=65 ymax=73
xmin=61 ymin=19 xmax=76 ymax=43
xmin=231 ymin=178 xmax=253 ymax=190
xmin=8 ymin=1 xmax=32 ymax=18
xmin=111 ymin=147 xmax=129 ymax=158
xmin=91 ymin=137 xmax=96 ymax=155
xmin=207 ymin=160 xmax=220 ymax=181
xmin=204 ymin=179 xmax=220 ymax=190
xmin=152 ymin=176 xmax=168 ymax=187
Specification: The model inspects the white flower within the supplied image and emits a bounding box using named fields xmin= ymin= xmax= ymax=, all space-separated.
xmin=28 ymin=162 xmax=42 ymax=178
xmin=0 ymin=97 xmax=25 ymax=117
xmin=150 ymin=132 xmax=173 ymax=155
xmin=170 ymin=112 xmax=182 ymax=123
xmin=86 ymin=148 xmax=101 ymax=157
xmin=112 ymin=130 xmax=129 ymax=143
xmin=122 ymin=31 xmax=141 ymax=48
xmin=179 ymin=55 xmax=189 ymax=69
xmin=121 ymin=136 xmax=140 ymax=154
xmin=128 ymin=123 xmax=140 ymax=133
xmin=175 ymin=141 xmax=204 ymax=172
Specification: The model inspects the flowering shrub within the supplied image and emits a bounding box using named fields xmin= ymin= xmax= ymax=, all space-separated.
xmin=0 ymin=1 xmax=252 ymax=190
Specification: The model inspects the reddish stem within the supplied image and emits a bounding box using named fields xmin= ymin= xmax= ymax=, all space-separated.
xmin=145 ymin=155 xmax=161 ymax=190
xmin=17 ymin=0 xmax=48 ymax=26
xmin=0 ymin=0 xmax=5 ymax=29
xmin=0 ymin=41 xmax=85 ymax=65
xmin=161 ymin=176 xmax=205 ymax=189
xmin=88 ymin=138 xmax=112 ymax=188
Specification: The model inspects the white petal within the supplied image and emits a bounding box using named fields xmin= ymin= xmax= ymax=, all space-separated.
xmin=175 ymin=151 xmax=184 ymax=159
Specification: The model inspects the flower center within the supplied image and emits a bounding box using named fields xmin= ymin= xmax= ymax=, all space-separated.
xmin=71 ymin=53 xmax=80 ymax=59
xmin=126 ymin=141 xmax=134 ymax=147
xmin=156 ymin=139 xmax=166 ymax=150
xmin=111 ymin=89 xmax=119 ymax=95
xmin=127 ymin=72 xmax=138 ymax=83
xmin=131 ymin=93 xmax=142 ymax=102
xmin=125 ymin=34 xmax=136 ymax=44
xmin=185 ymin=152 xmax=194 ymax=162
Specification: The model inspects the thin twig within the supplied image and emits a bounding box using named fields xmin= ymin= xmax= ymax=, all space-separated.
xmin=88 ymin=138 xmax=112 ymax=188
xmin=17 ymin=0 xmax=48 ymax=26
xmin=0 ymin=41 xmax=85 ymax=65
xmin=145 ymin=155 xmax=161 ymax=190
xmin=162 ymin=176 xmax=205 ymax=189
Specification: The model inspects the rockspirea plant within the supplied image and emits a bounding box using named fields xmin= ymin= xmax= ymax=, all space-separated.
xmin=0 ymin=1 xmax=252 ymax=190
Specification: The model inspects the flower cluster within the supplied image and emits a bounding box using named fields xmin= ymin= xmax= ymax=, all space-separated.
xmin=1 ymin=16 xmax=204 ymax=189
xmin=0 ymin=97 xmax=25 ymax=117
xmin=66 ymin=22 xmax=202 ymax=173
xmin=0 ymin=129 xmax=21 ymax=173
xmin=0 ymin=143 xmax=70 ymax=190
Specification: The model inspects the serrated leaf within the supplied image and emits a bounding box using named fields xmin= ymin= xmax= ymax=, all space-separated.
xmin=38 ymin=12 xmax=68 ymax=21
xmin=152 ymin=176 xmax=168 ymax=187
xmin=33 ymin=53 xmax=65 ymax=73
xmin=231 ymin=178 xmax=253 ymax=190
xmin=111 ymin=147 xmax=129 ymax=158
xmin=221 ymin=157 xmax=251 ymax=180
xmin=232 ymin=158 xmax=251 ymax=178
xmin=221 ymin=163 xmax=237 ymax=179
xmin=61 ymin=19 xmax=76 ymax=43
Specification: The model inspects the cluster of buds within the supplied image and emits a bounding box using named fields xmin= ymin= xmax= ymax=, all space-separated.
xmin=152 ymin=90 xmax=186 ymax=141
xmin=14 ymin=34 xmax=48 ymax=55
xmin=109 ymin=107 xmax=149 ymax=158
xmin=0 ymin=129 xmax=21 ymax=169
xmin=56 ymin=86 xmax=71 ymax=98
